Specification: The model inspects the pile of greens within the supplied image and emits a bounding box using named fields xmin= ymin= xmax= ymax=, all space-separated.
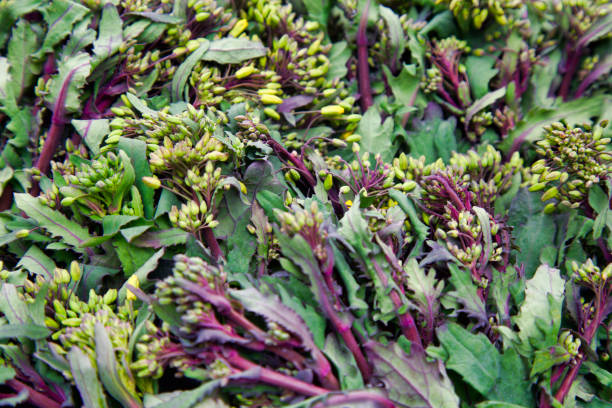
xmin=0 ymin=0 xmax=610 ymax=407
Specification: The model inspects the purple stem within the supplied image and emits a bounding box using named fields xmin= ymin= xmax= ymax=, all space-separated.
xmin=357 ymin=0 xmax=373 ymax=112
xmin=313 ymin=391 xmax=397 ymax=408
xmin=371 ymin=259 xmax=423 ymax=348
xmin=558 ymin=44 xmax=582 ymax=101
xmin=6 ymin=380 xmax=62 ymax=408
xmin=202 ymin=227 xmax=223 ymax=261
xmin=228 ymin=352 xmax=329 ymax=396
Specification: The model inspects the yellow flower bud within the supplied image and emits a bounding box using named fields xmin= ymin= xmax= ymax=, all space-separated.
xmin=229 ymin=19 xmax=248 ymax=37
xmin=260 ymin=94 xmax=283 ymax=104
xmin=264 ymin=107 xmax=280 ymax=120
xmin=142 ymin=176 xmax=161 ymax=189
xmin=321 ymin=105 xmax=344 ymax=116
xmin=70 ymin=261 xmax=81 ymax=282
xmin=126 ymin=274 xmax=140 ymax=301
xmin=235 ymin=65 xmax=255 ymax=79
xmin=15 ymin=229 xmax=30 ymax=238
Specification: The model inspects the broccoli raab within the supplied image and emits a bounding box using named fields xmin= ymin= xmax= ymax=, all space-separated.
xmin=0 ymin=0 xmax=610 ymax=407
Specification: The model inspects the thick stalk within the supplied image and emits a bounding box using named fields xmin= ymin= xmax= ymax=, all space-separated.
xmin=202 ymin=227 xmax=223 ymax=261
xmin=313 ymin=391 xmax=397 ymax=408
xmin=372 ymin=259 xmax=422 ymax=348
xmin=558 ymin=44 xmax=581 ymax=101
xmin=357 ymin=0 xmax=373 ymax=111
xmin=229 ymin=353 xmax=328 ymax=396
xmin=6 ymin=379 xmax=62 ymax=408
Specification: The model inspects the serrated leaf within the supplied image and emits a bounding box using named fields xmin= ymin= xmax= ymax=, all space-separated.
xmin=14 ymin=193 xmax=93 ymax=250
xmin=92 ymin=4 xmax=123 ymax=67
xmin=68 ymin=347 xmax=109 ymax=408
xmin=357 ymin=106 xmax=395 ymax=162
xmin=202 ymin=38 xmax=267 ymax=64
xmin=365 ymin=341 xmax=460 ymax=408
xmin=63 ymin=16 xmax=96 ymax=56
xmin=38 ymin=0 xmax=89 ymax=56
xmin=94 ymin=322 xmax=142 ymax=408
xmin=171 ymin=40 xmax=210 ymax=102
xmin=403 ymin=259 xmax=443 ymax=334
xmin=7 ymin=20 xmax=40 ymax=101
xmin=513 ymin=264 xmax=565 ymax=357
xmin=445 ymin=263 xmax=488 ymax=325
xmin=46 ymin=51 xmax=92 ymax=114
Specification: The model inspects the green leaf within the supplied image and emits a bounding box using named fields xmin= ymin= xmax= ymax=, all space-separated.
xmin=466 ymin=55 xmax=498 ymax=99
xmin=500 ymin=94 xmax=606 ymax=153
xmin=38 ymin=0 xmax=89 ymax=56
xmin=0 ymin=284 xmax=30 ymax=325
xmin=445 ymin=263 xmax=488 ymax=324
xmin=404 ymin=109 xmax=457 ymax=164
xmin=403 ymin=259 xmax=443 ymax=327
xmin=7 ymin=20 xmax=40 ymax=101
xmin=72 ymin=119 xmax=110 ymax=156
xmin=0 ymin=365 xmax=16 ymax=384
xmin=171 ymin=40 xmax=210 ymax=102
xmin=14 ymin=193 xmax=93 ymax=250
xmin=63 ymin=16 xmax=96 ymax=56
xmin=326 ymin=41 xmax=350 ymax=80
xmin=46 ymin=51 xmax=92 ymax=114
xmin=588 ymin=185 xmax=610 ymax=240
xmin=384 ymin=64 xmax=422 ymax=107
xmin=465 ymin=87 xmax=506 ymax=126
xmin=94 ymin=322 xmax=141 ymax=408
xmin=357 ymin=106 xmax=395 ymax=162
xmin=323 ymin=333 xmax=364 ymax=390
xmin=226 ymin=215 xmax=256 ymax=277
xmin=513 ymin=264 xmax=565 ymax=357
xmin=379 ymin=6 xmax=405 ymax=69
xmin=365 ymin=341 xmax=460 ymax=408
xmin=202 ymin=38 xmax=267 ymax=64
xmin=127 ymin=11 xmax=182 ymax=24
xmin=507 ymin=189 xmax=556 ymax=276
xmin=113 ymin=236 xmax=155 ymax=276
xmin=17 ymin=245 xmax=55 ymax=280
xmin=68 ymin=347 xmax=109 ymax=408
xmin=92 ymin=4 xmax=122 ymax=67
xmin=0 ymin=323 xmax=50 ymax=339
xmin=119 ymin=248 xmax=164 ymax=301
xmin=437 ymin=323 xmax=533 ymax=406
xmin=131 ymin=228 xmax=188 ymax=248
xmin=302 ymin=0 xmax=331 ymax=27
xmin=117 ymin=138 xmax=154 ymax=219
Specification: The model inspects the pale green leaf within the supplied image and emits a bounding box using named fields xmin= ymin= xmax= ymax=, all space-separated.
xmin=92 ymin=4 xmax=123 ymax=67
xmin=171 ymin=40 xmax=210 ymax=102
xmin=68 ymin=347 xmax=109 ymax=408
xmin=202 ymin=38 xmax=267 ymax=64
xmin=46 ymin=52 xmax=92 ymax=114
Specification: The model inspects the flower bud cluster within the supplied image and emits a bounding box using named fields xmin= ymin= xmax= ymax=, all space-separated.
xmin=169 ymin=198 xmax=218 ymax=233
xmin=529 ymin=121 xmax=610 ymax=211
xmin=436 ymin=0 xmax=522 ymax=28
xmin=572 ymin=259 xmax=611 ymax=288
xmin=276 ymin=201 xmax=328 ymax=261
xmin=54 ymin=151 xmax=138 ymax=218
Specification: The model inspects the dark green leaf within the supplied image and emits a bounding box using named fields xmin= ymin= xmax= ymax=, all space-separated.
xmin=17 ymin=245 xmax=55 ymax=280
xmin=323 ymin=333 xmax=364 ymax=390
xmin=117 ymin=138 xmax=155 ymax=219
xmin=0 ymin=365 xmax=15 ymax=384
xmin=357 ymin=106 xmax=395 ymax=162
